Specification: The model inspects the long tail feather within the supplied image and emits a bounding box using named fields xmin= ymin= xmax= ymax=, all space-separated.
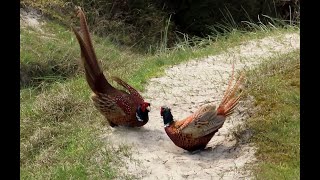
xmin=75 ymin=6 xmax=99 ymax=72
xmin=224 ymin=93 xmax=242 ymax=117
xmin=220 ymin=63 xmax=235 ymax=105
xmin=72 ymin=7 xmax=113 ymax=93
xmin=72 ymin=27 xmax=98 ymax=90
xmin=217 ymin=64 xmax=245 ymax=117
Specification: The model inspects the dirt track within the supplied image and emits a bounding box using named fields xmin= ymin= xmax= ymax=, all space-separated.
xmin=102 ymin=33 xmax=300 ymax=179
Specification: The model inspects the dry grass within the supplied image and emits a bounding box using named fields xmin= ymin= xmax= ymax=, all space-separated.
xmin=241 ymin=50 xmax=300 ymax=179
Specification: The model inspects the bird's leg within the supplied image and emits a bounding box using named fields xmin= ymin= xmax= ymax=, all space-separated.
xmin=109 ymin=121 xmax=117 ymax=127
xmin=188 ymin=149 xmax=202 ymax=154
xmin=203 ymin=147 xmax=213 ymax=151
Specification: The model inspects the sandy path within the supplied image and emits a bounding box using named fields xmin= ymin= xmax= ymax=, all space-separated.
xmin=20 ymin=8 xmax=299 ymax=180
xmin=101 ymin=33 xmax=300 ymax=179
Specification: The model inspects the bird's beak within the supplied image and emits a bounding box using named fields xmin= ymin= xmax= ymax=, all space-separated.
xmin=146 ymin=106 xmax=151 ymax=112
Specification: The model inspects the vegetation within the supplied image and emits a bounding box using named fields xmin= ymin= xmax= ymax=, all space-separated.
xmin=243 ymin=50 xmax=300 ymax=179
xmin=20 ymin=0 xmax=299 ymax=51
xmin=159 ymin=0 xmax=300 ymax=36
xmin=20 ymin=0 xmax=173 ymax=51
xmin=20 ymin=1 xmax=300 ymax=179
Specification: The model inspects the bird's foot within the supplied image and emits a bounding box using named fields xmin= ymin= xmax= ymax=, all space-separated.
xmin=203 ymin=147 xmax=213 ymax=151
xmin=188 ymin=147 xmax=212 ymax=154
xmin=188 ymin=149 xmax=202 ymax=154
xmin=108 ymin=121 xmax=118 ymax=127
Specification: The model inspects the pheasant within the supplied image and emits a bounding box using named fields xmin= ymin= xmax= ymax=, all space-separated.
xmin=72 ymin=7 xmax=150 ymax=127
xmin=160 ymin=65 xmax=244 ymax=151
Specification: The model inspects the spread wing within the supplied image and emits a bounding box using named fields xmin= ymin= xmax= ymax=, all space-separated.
xmin=91 ymin=93 xmax=128 ymax=119
xmin=111 ymin=76 xmax=145 ymax=103
xmin=179 ymin=104 xmax=225 ymax=138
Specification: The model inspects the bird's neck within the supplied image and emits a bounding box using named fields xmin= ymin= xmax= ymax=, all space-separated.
xmin=164 ymin=120 xmax=174 ymax=128
xmin=162 ymin=110 xmax=174 ymax=127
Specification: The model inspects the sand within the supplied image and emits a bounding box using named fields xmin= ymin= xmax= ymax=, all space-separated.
xmin=101 ymin=33 xmax=300 ymax=179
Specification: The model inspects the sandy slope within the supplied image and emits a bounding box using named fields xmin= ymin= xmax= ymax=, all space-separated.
xmin=101 ymin=33 xmax=300 ymax=180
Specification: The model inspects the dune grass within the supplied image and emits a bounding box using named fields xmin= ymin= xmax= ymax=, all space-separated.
xmin=20 ymin=8 xmax=299 ymax=179
xmin=243 ymin=50 xmax=300 ymax=179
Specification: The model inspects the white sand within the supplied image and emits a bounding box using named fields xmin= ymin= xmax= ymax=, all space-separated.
xmin=101 ymin=33 xmax=300 ymax=179
xmin=20 ymin=7 xmax=44 ymax=32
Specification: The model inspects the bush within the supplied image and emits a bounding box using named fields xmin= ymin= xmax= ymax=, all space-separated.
xmin=158 ymin=0 xmax=300 ymax=36
xmin=21 ymin=0 xmax=175 ymax=51
xmin=20 ymin=0 xmax=300 ymax=49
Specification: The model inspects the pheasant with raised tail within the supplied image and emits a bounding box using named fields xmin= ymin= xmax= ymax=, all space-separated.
xmin=72 ymin=7 xmax=150 ymax=127
xmin=160 ymin=65 xmax=244 ymax=151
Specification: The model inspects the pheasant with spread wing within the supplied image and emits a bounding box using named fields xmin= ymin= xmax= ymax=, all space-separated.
xmin=160 ymin=66 xmax=244 ymax=151
xmin=72 ymin=7 xmax=150 ymax=127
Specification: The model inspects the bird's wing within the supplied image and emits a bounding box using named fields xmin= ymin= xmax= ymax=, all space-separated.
xmin=179 ymin=104 xmax=225 ymax=138
xmin=111 ymin=76 xmax=145 ymax=103
xmin=91 ymin=93 xmax=128 ymax=119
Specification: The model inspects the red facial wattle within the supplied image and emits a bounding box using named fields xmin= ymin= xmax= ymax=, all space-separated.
xmin=141 ymin=102 xmax=151 ymax=112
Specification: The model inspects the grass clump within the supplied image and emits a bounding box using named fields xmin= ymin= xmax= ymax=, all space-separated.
xmin=20 ymin=22 xmax=80 ymax=88
xmin=243 ymin=50 xmax=300 ymax=179
xmin=20 ymin=80 xmax=132 ymax=179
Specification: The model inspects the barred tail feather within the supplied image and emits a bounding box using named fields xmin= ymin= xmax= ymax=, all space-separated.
xmin=220 ymin=63 xmax=235 ymax=106
xmin=72 ymin=7 xmax=113 ymax=93
xmin=75 ymin=6 xmax=99 ymax=72
xmin=217 ymin=64 xmax=245 ymax=117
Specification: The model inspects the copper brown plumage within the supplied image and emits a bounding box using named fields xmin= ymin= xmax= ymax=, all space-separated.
xmin=160 ymin=65 xmax=244 ymax=151
xmin=72 ymin=7 xmax=150 ymax=127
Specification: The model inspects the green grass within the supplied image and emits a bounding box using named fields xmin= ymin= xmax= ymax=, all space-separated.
xmin=125 ymin=26 xmax=299 ymax=91
xmin=20 ymin=8 xmax=299 ymax=179
xmin=20 ymin=81 xmax=135 ymax=179
xmin=20 ymin=19 xmax=145 ymax=89
xmin=243 ymin=50 xmax=300 ymax=179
